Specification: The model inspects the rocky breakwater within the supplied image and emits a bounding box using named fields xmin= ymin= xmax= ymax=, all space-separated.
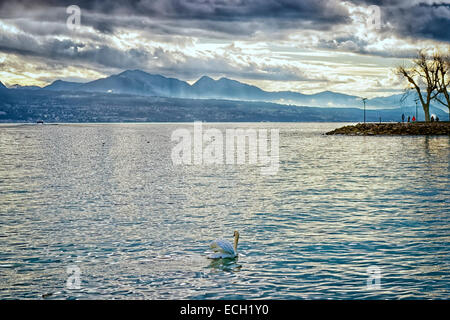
xmin=326 ymin=122 xmax=450 ymax=136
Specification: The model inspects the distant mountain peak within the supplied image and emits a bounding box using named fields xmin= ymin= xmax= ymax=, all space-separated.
xmin=44 ymin=79 xmax=84 ymax=91
xmin=216 ymin=77 xmax=263 ymax=91
xmin=117 ymin=70 xmax=186 ymax=84
xmin=195 ymin=75 xmax=215 ymax=83
xmin=118 ymin=69 xmax=148 ymax=77
xmin=49 ymin=79 xmax=77 ymax=85
xmin=217 ymin=77 xmax=239 ymax=83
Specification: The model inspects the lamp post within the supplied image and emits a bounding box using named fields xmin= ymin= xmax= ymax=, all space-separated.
xmin=414 ymin=98 xmax=418 ymax=122
xmin=362 ymin=98 xmax=367 ymax=123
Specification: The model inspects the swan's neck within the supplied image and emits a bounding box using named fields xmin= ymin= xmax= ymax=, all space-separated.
xmin=233 ymin=234 xmax=239 ymax=253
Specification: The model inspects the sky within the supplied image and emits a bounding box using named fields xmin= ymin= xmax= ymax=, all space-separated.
xmin=0 ymin=0 xmax=449 ymax=98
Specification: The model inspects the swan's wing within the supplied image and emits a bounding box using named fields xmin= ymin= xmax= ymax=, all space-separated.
xmin=210 ymin=239 xmax=235 ymax=255
xmin=208 ymin=252 xmax=229 ymax=259
xmin=208 ymin=252 xmax=235 ymax=259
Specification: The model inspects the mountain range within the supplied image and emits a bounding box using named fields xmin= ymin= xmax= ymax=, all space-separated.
xmin=1 ymin=70 xmax=448 ymax=123
xmin=6 ymin=69 xmax=437 ymax=110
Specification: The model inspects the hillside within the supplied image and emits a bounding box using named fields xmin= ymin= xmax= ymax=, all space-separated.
xmin=0 ymin=87 xmax=447 ymax=123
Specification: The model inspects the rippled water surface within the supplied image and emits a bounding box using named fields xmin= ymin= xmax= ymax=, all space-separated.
xmin=0 ymin=122 xmax=449 ymax=299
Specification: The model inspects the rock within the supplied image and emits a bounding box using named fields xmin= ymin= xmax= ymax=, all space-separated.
xmin=326 ymin=122 xmax=450 ymax=136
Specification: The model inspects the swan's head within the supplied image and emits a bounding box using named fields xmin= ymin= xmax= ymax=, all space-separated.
xmin=233 ymin=230 xmax=239 ymax=239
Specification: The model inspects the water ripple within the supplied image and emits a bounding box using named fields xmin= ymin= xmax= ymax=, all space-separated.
xmin=0 ymin=123 xmax=448 ymax=299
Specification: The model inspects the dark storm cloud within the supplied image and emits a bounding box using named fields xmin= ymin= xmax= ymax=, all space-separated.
xmin=387 ymin=2 xmax=450 ymax=42
xmin=1 ymin=0 xmax=348 ymax=21
xmin=0 ymin=0 xmax=351 ymax=35
xmin=1 ymin=1 xmax=449 ymax=41
xmin=348 ymin=0 xmax=450 ymax=42
xmin=0 ymin=30 xmax=150 ymax=69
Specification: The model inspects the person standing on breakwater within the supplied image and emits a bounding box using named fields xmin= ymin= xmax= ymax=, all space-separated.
xmin=431 ymin=116 xmax=435 ymax=122
xmin=408 ymin=116 xmax=410 ymax=122
xmin=402 ymin=113 xmax=405 ymax=123
xmin=436 ymin=116 xmax=439 ymax=122
xmin=412 ymin=116 xmax=416 ymax=122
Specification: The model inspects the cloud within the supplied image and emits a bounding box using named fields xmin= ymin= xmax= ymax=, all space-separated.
xmin=0 ymin=30 xmax=150 ymax=69
xmin=0 ymin=0 xmax=449 ymax=98
xmin=0 ymin=0 xmax=352 ymax=39
xmin=346 ymin=0 xmax=450 ymax=42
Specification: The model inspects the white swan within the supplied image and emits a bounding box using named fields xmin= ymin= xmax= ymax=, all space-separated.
xmin=208 ymin=231 xmax=239 ymax=259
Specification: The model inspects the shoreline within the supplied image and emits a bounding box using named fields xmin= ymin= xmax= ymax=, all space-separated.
xmin=326 ymin=122 xmax=450 ymax=136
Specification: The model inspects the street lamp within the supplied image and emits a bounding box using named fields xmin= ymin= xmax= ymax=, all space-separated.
xmin=414 ymin=98 xmax=419 ymax=121
xmin=362 ymin=98 xmax=367 ymax=123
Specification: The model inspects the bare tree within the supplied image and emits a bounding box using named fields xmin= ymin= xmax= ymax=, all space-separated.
xmin=397 ymin=51 xmax=440 ymax=122
xmin=434 ymin=52 xmax=450 ymax=121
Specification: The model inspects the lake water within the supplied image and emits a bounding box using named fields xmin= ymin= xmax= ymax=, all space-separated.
xmin=0 ymin=122 xmax=449 ymax=299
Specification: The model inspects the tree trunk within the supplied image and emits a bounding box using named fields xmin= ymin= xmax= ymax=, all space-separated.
xmin=423 ymin=103 xmax=430 ymax=122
